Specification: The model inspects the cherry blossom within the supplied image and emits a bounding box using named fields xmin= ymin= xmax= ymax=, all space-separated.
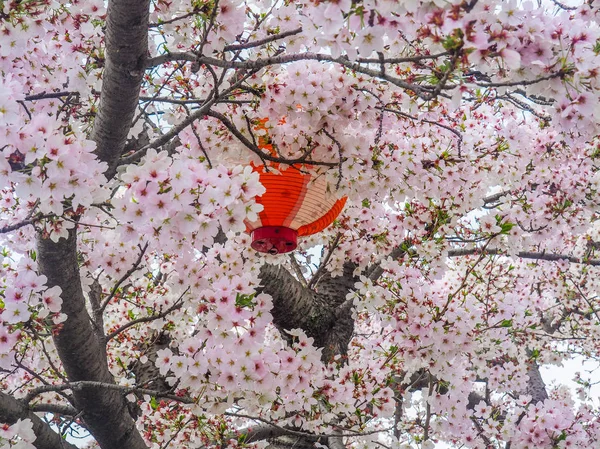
xmin=3 ymin=0 xmax=600 ymax=448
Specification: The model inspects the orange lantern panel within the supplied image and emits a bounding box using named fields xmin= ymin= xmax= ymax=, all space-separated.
xmin=246 ymin=166 xmax=346 ymax=255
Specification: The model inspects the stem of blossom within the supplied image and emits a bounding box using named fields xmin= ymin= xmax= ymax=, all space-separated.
xmin=0 ymin=392 xmax=79 ymax=449
xmin=105 ymin=287 xmax=189 ymax=342
xmin=308 ymin=233 xmax=342 ymax=289
xmin=99 ymin=242 xmax=149 ymax=312
xmin=447 ymin=248 xmax=600 ymax=266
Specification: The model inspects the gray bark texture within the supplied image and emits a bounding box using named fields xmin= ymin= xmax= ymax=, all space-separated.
xmin=258 ymin=262 xmax=359 ymax=449
xmin=38 ymin=230 xmax=148 ymax=449
xmin=259 ymin=261 xmax=357 ymax=363
xmin=92 ymin=0 xmax=150 ymax=179
xmin=30 ymin=0 xmax=151 ymax=448
xmin=0 ymin=391 xmax=78 ymax=449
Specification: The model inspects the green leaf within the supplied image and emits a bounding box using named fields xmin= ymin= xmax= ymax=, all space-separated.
xmin=500 ymin=222 xmax=515 ymax=234
xmin=500 ymin=319 xmax=513 ymax=328
xmin=235 ymin=293 xmax=256 ymax=309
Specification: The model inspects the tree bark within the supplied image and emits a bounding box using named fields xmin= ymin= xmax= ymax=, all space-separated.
xmin=258 ymin=262 xmax=359 ymax=449
xmin=0 ymin=391 xmax=78 ymax=449
xmin=92 ymin=0 xmax=150 ymax=179
xmin=37 ymin=230 xmax=148 ymax=449
xmin=259 ymin=261 xmax=357 ymax=362
xmin=31 ymin=0 xmax=151 ymax=447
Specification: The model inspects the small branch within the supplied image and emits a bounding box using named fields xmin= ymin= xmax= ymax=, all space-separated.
xmin=224 ymin=412 xmax=392 ymax=438
xmin=121 ymin=66 xmax=259 ymax=167
xmin=308 ymin=233 xmax=342 ymax=289
xmin=23 ymin=381 xmax=195 ymax=405
xmin=146 ymin=52 xmax=432 ymax=99
xmin=319 ymin=128 xmax=345 ymax=186
xmin=0 ymin=217 xmax=39 ymax=234
xmin=447 ymin=248 xmax=600 ymax=266
xmin=149 ymin=11 xmax=198 ymax=27
xmin=206 ymin=110 xmax=339 ymax=168
xmin=548 ymin=0 xmax=577 ymax=9
xmin=224 ymin=27 xmax=303 ymax=51
xmin=380 ymin=104 xmax=463 ymax=156
xmin=138 ymin=95 xmax=253 ymax=105
xmin=367 ymin=244 xmax=409 ymax=282
xmin=501 ymin=93 xmax=551 ymax=121
xmin=100 ymin=242 xmax=149 ymax=312
xmin=474 ymin=70 xmax=566 ymax=88
xmin=24 ymin=91 xmax=78 ymax=101
xmin=355 ymin=51 xmax=450 ymax=64
xmin=105 ymin=287 xmax=189 ymax=342
xmin=482 ymin=190 xmax=511 ymax=208
xmin=30 ymin=403 xmax=80 ymax=416
xmin=288 ymin=254 xmax=308 ymax=287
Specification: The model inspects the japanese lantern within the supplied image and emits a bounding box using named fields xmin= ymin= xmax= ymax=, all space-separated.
xmin=245 ymin=121 xmax=346 ymax=255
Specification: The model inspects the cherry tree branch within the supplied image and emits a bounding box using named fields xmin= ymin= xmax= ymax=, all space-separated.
xmin=146 ymin=52 xmax=435 ymax=99
xmin=149 ymin=11 xmax=198 ymax=27
xmin=37 ymin=228 xmax=149 ymax=449
xmin=474 ymin=69 xmax=567 ymax=88
xmin=105 ymin=287 xmax=189 ymax=342
xmin=23 ymin=380 xmax=194 ymax=405
xmin=308 ymin=233 xmax=342 ymax=289
xmin=0 ymin=218 xmax=39 ymax=234
xmin=33 ymin=1 xmax=153 ymax=448
xmin=24 ymin=91 xmax=79 ymax=101
xmin=0 ymin=391 xmax=79 ymax=449
xmin=224 ymin=27 xmax=303 ymax=51
xmin=206 ymin=110 xmax=339 ymax=167
xmin=447 ymin=248 xmax=600 ymax=266
xmin=100 ymin=242 xmax=149 ymax=312
xmin=119 ymin=65 xmax=261 ymax=167
xmin=91 ymin=0 xmax=150 ymax=180
xmin=30 ymin=403 xmax=80 ymax=416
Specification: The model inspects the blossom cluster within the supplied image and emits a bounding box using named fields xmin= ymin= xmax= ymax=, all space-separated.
xmin=0 ymin=419 xmax=36 ymax=449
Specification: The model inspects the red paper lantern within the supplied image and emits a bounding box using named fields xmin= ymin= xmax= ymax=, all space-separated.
xmin=245 ymin=121 xmax=346 ymax=255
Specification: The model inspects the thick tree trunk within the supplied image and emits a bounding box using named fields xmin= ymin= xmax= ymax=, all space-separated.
xmin=92 ymin=0 xmax=150 ymax=179
xmin=0 ymin=392 xmax=78 ymax=449
xmin=259 ymin=262 xmax=359 ymax=449
xmin=38 ymin=230 xmax=148 ymax=449
xmin=32 ymin=0 xmax=151 ymax=448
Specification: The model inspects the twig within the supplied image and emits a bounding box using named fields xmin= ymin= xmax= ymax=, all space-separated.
xmin=23 ymin=381 xmax=195 ymax=405
xmin=138 ymin=96 xmax=252 ymax=105
xmin=149 ymin=11 xmax=198 ymax=27
xmin=105 ymin=287 xmax=189 ymax=342
xmin=120 ymin=66 xmax=260 ymax=167
xmin=24 ymin=91 xmax=78 ymax=101
xmin=319 ymin=128 xmax=345 ymax=186
xmin=474 ymin=70 xmax=567 ymax=88
xmin=447 ymin=248 xmax=600 ymax=266
xmin=224 ymin=27 xmax=303 ymax=51
xmin=0 ymin=218 xmax=38 ymax=234
xmin=146 ymin=52 xmax=434 ymax=99
xmin=99 ymin=242 xmax=149 ymax=312
xmin=207 ymin=110 xmax=339 ymax=168
xmin=308 ymin=233 xmax=342 ymax=289
xmin=288 ymin=254 xmax=308 ymax=287
xmin=382 ymin=107 xmax=463 ymax=156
